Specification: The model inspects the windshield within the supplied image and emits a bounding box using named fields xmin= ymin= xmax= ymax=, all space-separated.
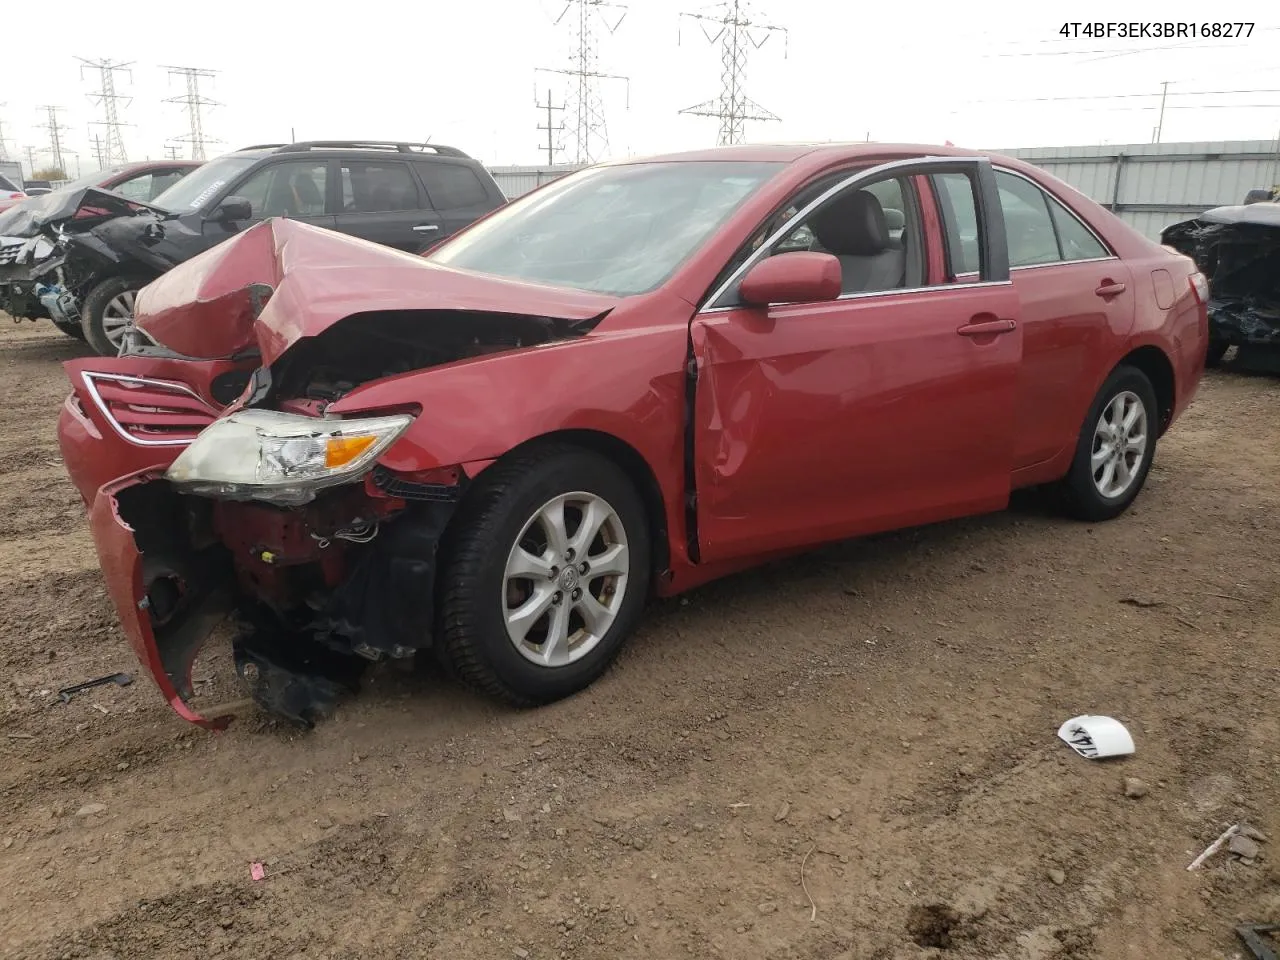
xmin=151 ymin=155 xmax=259 ymax=212
xmin=0 ymin=174 xmax=18 ymax=192
xmin=428 ymin=160 xmax=785 ymax=296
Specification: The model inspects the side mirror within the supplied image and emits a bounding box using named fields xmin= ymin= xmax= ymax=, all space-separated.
xmin=212 ymin=196 xmax=253 ymax=222
xmin=739 ymin=251 xmax=842 ymax=306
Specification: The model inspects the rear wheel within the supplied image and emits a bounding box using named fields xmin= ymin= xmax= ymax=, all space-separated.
xmin=437 ymin=445 xmax=651 ymax=706
xmin=1055 ymin=365 xmax=1158 ymax=522
xmin=82 ymin=276 xmax=145 ymax=357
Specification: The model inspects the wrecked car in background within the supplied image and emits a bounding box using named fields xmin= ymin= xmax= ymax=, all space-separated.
xmin=1163 ymin=201 xmax=1280 ymax=368
xmin=0 ymin=160 xmax=200 ymax=340
xmin=57 ymin=144 xmax=1207 ymax=730
xmin=4 ymin=141 xmax=505 ymax=357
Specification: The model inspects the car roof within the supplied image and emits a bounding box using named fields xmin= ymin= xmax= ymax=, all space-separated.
xmin=605 ymin=142 xmax=994 ymax=165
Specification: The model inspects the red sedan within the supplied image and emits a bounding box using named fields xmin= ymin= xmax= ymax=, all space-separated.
xmin=57 ymin=143 xmax=1208 ymax=728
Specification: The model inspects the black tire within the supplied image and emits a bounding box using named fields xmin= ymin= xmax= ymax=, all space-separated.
xmin=81 ymin=276 xmax=145 ymax=357
xmin=51 ymin=318 xmax=86 ymax=341
xmin=437 ymin=444 xmax=651 ymax=707
xmin=1205 ymin=339 xmax=1229 ymax=368
xmin=1056 ymin=365 xmax=1159 ymax=522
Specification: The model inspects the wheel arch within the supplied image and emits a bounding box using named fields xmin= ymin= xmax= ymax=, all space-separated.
xmin=457 ymin=428 xmax=672 ymax=587
xmin=1116 ymin=345 xmax=1176 ymax=436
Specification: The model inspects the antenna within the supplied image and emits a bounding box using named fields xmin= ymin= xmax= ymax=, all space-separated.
xmin=36 ymin=105 xmax=72 ymax=175
xmin=678 ymin=0 xmax=788 ymax=145
xmin=161 ymin=65 xmax=222 ymax=161
xmin=535 ymin=0 xmax=631 ymax=164
xmin=78 ymin=57 xmax=134 ymax=164
xmin=535 ymin=86 xmax=566 ymax=166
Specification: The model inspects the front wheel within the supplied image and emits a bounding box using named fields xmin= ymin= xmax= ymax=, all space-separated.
xmin=81 ymin=276 xmax=146 ymax=357
xmin=51 ymin=317 xmax=86 ymax=341
xmin=438 ymin=445 xmax=651 ymax=706
xmin=1055 ymin=365 xmax=1158 ymax=522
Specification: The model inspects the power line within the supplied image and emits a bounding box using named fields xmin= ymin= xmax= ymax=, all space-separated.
xmin=535 ymin=1 xmax=630 ymax=165
xmin=535 ymin=87 xmax=566 ymax=166
xmin=78 ymin=57 xmax=133 ymax=165
xmin=962 ymin=87 xmax=1280 ymax=106
xmin=677 ymin=0 xmax=788 ymax=146
xmin=162 ymin=65 xmax=222 ymax=161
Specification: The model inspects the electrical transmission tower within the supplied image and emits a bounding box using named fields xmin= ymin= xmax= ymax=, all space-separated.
xmin=36 ymin=106 xmax=72 ymax=175
xmin=162 ymin=65 xmax=222 ymax=160
xmin=678 ymin=0 xmax=788 ymax=146
xmin=535 ymin=87 xmax=566 ymax=166
xmin=535 ymin=0 xmax=630 ymax=165
xmin=78 ymin=58 xmax=133 ymax=164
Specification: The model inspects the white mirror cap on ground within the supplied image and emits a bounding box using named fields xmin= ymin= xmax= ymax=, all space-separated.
xmin=1057 ymin=715 xmax=1135 ymax=759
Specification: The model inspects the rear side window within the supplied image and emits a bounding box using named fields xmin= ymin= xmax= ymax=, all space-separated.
xmin=994 ymin=173 xmax=1060 ymax=267
xmin=341 ymin=161 xmax=420 ymax=212
xmin=416 ymin=161 xmax=490 ymax=210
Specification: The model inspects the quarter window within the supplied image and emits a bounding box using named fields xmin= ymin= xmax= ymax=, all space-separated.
xmin=994 ymin=172 xmax=1060 ymax=267
xmin=416 ymin=161 xmax=490 ymax=210
xmin=1044 ymin=193 xmax=1109 ymax=261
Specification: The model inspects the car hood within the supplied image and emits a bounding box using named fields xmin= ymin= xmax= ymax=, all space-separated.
xmin=132 ymin=218 xmax=620 ymax=365
xmin=0 ymin=186 xmax=168 ymax=238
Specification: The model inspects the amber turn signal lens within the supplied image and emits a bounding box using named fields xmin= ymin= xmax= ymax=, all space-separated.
xmin=324 ymin=434 xmax=378 ymax=469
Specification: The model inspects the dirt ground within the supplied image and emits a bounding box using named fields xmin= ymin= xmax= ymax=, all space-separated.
xmin=0 ymin=317 xmax=1277 ymax=960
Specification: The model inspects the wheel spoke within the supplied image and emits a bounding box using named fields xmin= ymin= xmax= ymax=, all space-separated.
xmin=1114 ymin=454 xmax=1132 ymax=489
xmin=537 ymin=497 xmax=571 ymax=558
xmin=574 ymin=590 xmax=615 ymax=638
xmin=540 ymin=601 xmax=573 ymax=666
xmin=1109 ymin=394 xmax=1126 ymax=427
xmin=1122 ymin=401 xmax=1141 ymax=432
xmin=506 ymin=584 xmax=556 ymax=644
xmin=1091 ymin=443 xmax=1113 ymax=470
xmin=587 ymin=542 xmax=628 ymax=578
xmin=1097 ymin=460 xmax=1116 ymax=495
xmin=569 ymin=498 xmax=611 ymax=557
xmin=507 ymin=546 xmax=554 ymax=581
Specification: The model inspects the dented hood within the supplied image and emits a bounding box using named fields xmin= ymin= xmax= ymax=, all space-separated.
xmin=133 ymin=218 xmax=619 ymax=364
xmin=0 ymin=186 xmax=167 ymax=239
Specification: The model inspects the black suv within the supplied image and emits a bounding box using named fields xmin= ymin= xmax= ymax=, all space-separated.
xmin=5 ymin=141 xmax=507 ymax=356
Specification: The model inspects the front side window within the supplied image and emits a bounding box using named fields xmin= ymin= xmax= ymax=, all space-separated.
xmin=428 ymin=161 xmax=785 ymax=297
xmin=342 ymin=161 xmax=420 ymax=213
xmin=232 ymin=161 xmax=329 ymax=218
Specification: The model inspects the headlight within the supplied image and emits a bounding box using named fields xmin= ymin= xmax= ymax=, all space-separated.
xmin=165 ymin=409 xmax=413 ymax=506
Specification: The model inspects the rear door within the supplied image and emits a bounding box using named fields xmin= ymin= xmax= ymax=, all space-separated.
xmin=690 ymin=157 xmax=1023 ymax=563
xmin=413 ymin=159 xmax=499 ymax=242
xmin=933 ymin=168 xmax=1136 ymax=470
xmin=333 ymin=158 xmax=433 ymax=252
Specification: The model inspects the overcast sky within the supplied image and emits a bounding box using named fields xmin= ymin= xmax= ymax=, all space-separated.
xmin=2 ymin=0 xmax=1278 ymax=176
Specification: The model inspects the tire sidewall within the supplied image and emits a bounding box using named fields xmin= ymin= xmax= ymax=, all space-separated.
xmin=1067 ymin=366 xmax=1158 ymax=518
xmin=455 ymin=451 xmax=651 ymax=701
xmin=82 ymin=276 xmax=144 ymax=357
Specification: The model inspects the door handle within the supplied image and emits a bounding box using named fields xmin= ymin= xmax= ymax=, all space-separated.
xmin=956 ymin=318 xmax=1017 ymax=337
xmin=1095 ymin=280 xmax=1126 ymax=298
xmin=413 ymin=224 xmax=440 ymax=233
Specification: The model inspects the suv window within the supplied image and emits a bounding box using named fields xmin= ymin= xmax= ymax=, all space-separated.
xmin=341 ymin=161 xmax=420 ymax=213
xmin=233 ymin=161 xmax=329 ymax=218
xmin=416 ymin=161 xmax=489 ymax=209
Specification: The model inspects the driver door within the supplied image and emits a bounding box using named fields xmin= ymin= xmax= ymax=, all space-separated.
xmin=689 ymin=158 xmax=1023 ymax=563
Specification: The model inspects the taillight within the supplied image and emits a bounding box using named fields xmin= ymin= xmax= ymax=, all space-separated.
xmin=5 ymin=193 xmax=23 ymax=200
xmin=1189 ymin=271 xmax=1209 ymax=305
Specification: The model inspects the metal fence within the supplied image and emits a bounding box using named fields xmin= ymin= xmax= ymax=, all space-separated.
xmin=992 ymin=140 xmax=1280 ymax=240
xmin=488 ymin=141 xmax=1280 ymax=241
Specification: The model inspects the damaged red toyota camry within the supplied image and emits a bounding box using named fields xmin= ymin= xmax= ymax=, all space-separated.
xmin=57 ymin=144 xmax=1209 ymax=728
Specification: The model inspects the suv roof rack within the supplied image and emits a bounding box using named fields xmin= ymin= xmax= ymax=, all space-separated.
xmin=237 ymin=140 xmax=470 ymax=159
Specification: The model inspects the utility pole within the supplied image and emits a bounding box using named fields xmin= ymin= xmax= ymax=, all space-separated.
xmin=1154 ymin=81 xmax=1170 ymax=144
xmin=535 ymin=87 xmax=566 ymax=165
xmin=535 ymin=0 xmax=630 ymax=165
xmin=163 ymin=144 xmax=181 ymax=160
xmin=78 ymin=58 xmax=133 ymax=164
xmin=0 ymin=103 xmax=11 ymax=161
xmin=677 ymin=0 xmax=788 ymax=146
xmin=23 ymin=145 xmax=37 ymax=175
xmin=36 ymin=105 xmax=71 ymax=175
xmin=162 ymin=65 xmax=222 ymax=160
xmin=90 ymin=133 xmax=106 ymax=169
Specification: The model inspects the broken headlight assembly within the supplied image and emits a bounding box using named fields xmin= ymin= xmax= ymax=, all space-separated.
xmin=165 ymin=409 xmax=414 ymax=506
